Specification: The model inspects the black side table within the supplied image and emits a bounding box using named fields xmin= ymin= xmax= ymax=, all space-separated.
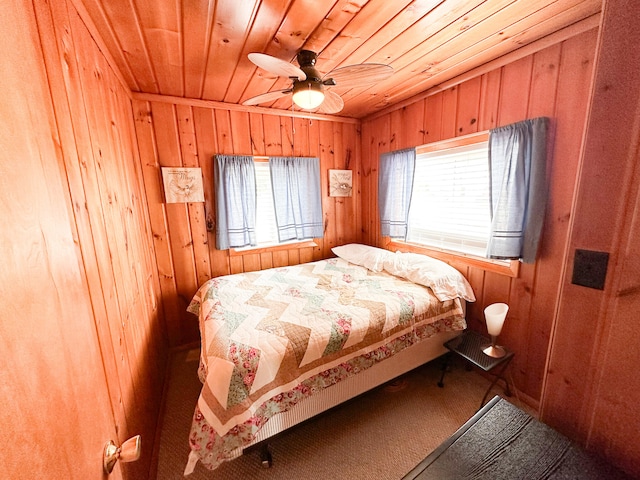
xmin=437 ymin=329 xmax=514 ymax=408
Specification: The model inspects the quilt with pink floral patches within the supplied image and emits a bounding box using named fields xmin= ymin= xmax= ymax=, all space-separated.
xmin=186 ymin=257 xmax=466 ymax=472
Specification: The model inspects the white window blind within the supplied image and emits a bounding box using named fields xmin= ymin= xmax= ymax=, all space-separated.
xmin=254 ymin=161 xmax=279 ymax=245
xmin=407 ymin=141 xmax=490 ymax=257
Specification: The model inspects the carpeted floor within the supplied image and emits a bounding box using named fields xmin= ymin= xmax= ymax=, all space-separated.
xmin=154 ymin=348 xmax=528 ymax=480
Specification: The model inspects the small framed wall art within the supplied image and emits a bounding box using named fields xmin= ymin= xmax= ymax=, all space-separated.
xmin=329 ymin=169 xmax=352 ymax=197
xmin=161 ymin=167 xmax=205 ymax=203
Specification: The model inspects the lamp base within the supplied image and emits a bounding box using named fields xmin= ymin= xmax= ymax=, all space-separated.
xmin=482 ymin=344 xmax=507 ymax=358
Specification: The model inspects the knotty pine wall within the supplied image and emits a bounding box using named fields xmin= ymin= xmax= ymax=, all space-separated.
xmin=131 ymin=101 xmax=362 ymax=347
xmin=542 ymin=1 xmax=640 ymax=476
xmin=360 ymin=28 xmax=598 ymax=406
xmin=1 ymin=1 xmax=167 ymax=478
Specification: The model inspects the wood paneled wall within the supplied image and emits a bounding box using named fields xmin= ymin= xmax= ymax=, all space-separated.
xmin=1 ymin=1 xmax=117 ymax=477
xmin=359 ymin=28 xmax=598 ymax=405
xmin=0 ymin=1 xmax=167 ymax=478
xmin=542 ymin=0 xmax=640 ymax=476
xmin=132 ymin=100 xmax=362 ymax=346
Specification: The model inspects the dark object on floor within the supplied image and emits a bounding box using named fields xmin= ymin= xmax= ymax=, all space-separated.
xmin=403 ymin=396 xmax=630 ymax=480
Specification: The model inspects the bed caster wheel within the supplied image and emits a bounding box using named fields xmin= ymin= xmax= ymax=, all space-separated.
xmin=260 ymin=445 xmax=272 ymax=468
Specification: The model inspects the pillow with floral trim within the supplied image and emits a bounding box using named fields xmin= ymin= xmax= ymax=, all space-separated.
xmin=382 ymin=251 xmax=476 ymax=302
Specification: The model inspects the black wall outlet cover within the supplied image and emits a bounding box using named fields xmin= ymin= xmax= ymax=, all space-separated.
xmin=571 ymin=249 xmax=609 ymax=290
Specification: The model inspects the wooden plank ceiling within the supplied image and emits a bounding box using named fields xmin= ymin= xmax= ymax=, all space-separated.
xmin=77 ymin=0 xmax=601 ymax=118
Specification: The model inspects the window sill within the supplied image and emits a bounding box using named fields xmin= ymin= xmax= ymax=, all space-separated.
xmin=230 ymin=240 xmax=318 ymax=257
xmin=385 ymin=239 xmax=520 ymax=278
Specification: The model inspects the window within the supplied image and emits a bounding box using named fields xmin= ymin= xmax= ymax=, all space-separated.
xmin=253 ymin=160 xmax=279 ymax=245
xmin=230 ymin=156 xmax=323 ymax=251
xmin=406 ymin=135 xmax=490 ymax=257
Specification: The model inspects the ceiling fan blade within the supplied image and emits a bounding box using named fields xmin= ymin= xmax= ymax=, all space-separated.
xmin=248 ymin=53 xmax=306 ymax=80
xmin=314 ymin=90 xmax=344 ymax=114
xmin=242 ymin=89 xmax=292 ymax=106
xmin=323 ymin=63 xmax=393 ymax=88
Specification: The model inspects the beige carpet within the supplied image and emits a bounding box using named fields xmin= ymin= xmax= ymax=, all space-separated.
xmin=155 ymin=348 xmax=526 ymax=480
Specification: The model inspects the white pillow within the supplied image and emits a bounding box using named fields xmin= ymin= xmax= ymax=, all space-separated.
xmin=331 ymin=244 xmax=393 ymax=272
xmin=382 ymin=251 xmax=476 ymax=302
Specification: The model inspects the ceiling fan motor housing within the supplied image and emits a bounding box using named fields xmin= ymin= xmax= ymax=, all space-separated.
xmin=297 ymin=50 xmax=318 ymax=68
xmin=296 ymin=50 xmax=323 ymax=83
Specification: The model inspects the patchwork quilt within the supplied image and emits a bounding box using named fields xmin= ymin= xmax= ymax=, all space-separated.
xmin=185 ymin=258 xmax=466 ymax=472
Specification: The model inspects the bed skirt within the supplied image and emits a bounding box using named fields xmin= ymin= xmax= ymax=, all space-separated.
xmin=249 ymin=328 xmax=459 ymax=447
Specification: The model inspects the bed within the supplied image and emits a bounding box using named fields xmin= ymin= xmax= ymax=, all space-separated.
xmin=184 ymin=244 xmax=476 ymax=475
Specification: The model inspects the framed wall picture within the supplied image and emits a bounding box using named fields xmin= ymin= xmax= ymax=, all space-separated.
xmin=161 ymin=167 xmax=205 ymax=203
xmin=329 ymin=169 xmax=352 ymax=197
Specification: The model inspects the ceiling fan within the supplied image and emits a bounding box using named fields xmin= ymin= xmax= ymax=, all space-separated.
xmin=242 ymin=50 xmax=393 ymax=114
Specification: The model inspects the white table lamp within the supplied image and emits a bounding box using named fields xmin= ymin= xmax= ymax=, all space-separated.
xmin=483 ymin=303 xmax=509 ymax=358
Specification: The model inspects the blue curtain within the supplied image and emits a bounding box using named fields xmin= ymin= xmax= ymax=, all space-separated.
xmin=378 ymin=148 xmax=416 ymax=239
xmin=487 ymin=117 xmax=550 ymax=263
xmin=214 ymin=154 xmax=257 ymax=250
xmin=269 ymin=157 xmax=324 ymax=241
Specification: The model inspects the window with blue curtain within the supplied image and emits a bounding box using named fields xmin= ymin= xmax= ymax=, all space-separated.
xmin=378 ymin=148 xmax=416 ymax=239
xmin=379 ymin=118 xmax=549 ymax=264
xmin=269 ymin=156 xmax=324 ymax=241
xmin=487 ymin=117 xmax=550 ymax=263
xmin=214 ymin=154 xmax=257 ymax=250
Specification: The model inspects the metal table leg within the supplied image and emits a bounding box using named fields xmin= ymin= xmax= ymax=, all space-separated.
xmin=479 ymin=355 xmax=514 ymax=408
xmin=437 ymin=353 xmax=450 ymax=388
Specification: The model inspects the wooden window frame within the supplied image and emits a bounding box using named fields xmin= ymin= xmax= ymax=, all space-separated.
xmin=230 ymin=240 xmax=318 ymax=257
xmin=385 ymin=239 xmax=519 ymax=277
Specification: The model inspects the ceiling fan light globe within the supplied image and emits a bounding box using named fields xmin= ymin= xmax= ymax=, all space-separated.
xmin=292 ymin=82 xmax=324 ymax=109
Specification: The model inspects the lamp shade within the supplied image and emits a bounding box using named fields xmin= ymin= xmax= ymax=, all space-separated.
xmin=484 ymin=303 xmax=508 ymax=336
xmin=292 ymin=81 xmax=324 ymax=109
